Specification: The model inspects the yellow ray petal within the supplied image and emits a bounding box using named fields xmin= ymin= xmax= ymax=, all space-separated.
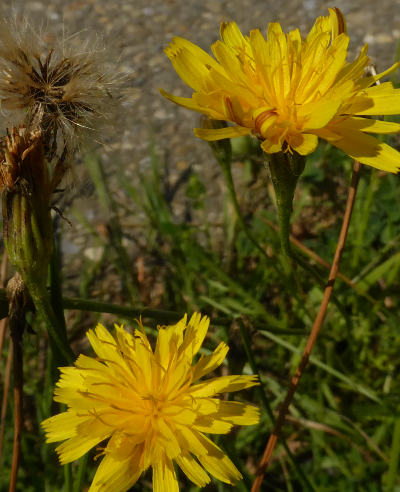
xmin=194 ymin=126 xmax=252 ymax=141
xmin=347 ymin=83 xmax=400 ymax=115
xmin=357 ymin=62 xmax=400 ymax=90
xmin=176 ymin=426 xmax=210 ymax=456
xmin=328 ymin=7 xmax=347 ymax=37
xmin=335 ymin=116 xmax=400 ymax=134
xmin=182 ymin=313 xmax=210 ymax=356
xmin=114 ymin=324 xmax=136 ymax=353
xmin=56 ymin=433 xmax=111 ymax=465
xmin=211 ymin=40 xmax=247 ymax=87
xmin=289 ymin=133 xmax=318 ymax=155
xmin=175 ymin=452 xmax=210 ymax=487
xmin=55 ymin=366 xmax=83 ymax=390
xmin=192 ymin=342 xmax=229 ymax=381
xmin=261 ymin=138 xmax=284 ymax=154
xmin=194 ymin=433 xmax=242 ymax=484
xmin=41 ymin=410 xmax=83 ymax=442
xmin=168 ymin=36 xmax=222 ymax=74
xmin=335 ymin=44 xmax=369 ymax=86
xmin=220 ymin=21 xmax=247 ymax=49
xmin=86 ymin=324 xmax=120 ymax=364
xmin=89 ymin=452 xmax=142 ymax=492
xmin=193 ymin=417 xmax=233 ymax=434
xmin=153 ymin=458 xmax=179 ymax=492
xmin=191 ymin=398 xmax=260 ymax=426
xmin=156 ymin=418 xmax=182 ymax=459
xmin=189 ymin=374 xmax=259 ymax=397
xmin=159 ymin=89 xmax=224 ymax=119
xmin=155 ymin=318 xmax=185 ymax=372
xmin=74 ymin=353 xmax=106 ymax=372
xmin=212 ymin=400 xmax=260 ymax=425
xmin=164 ymin=40 xmax=215 ymax=92
xmin=300 ymin=98 xmax=342 ymax=130
xmin=163 ymin=405 xmax=197 ymax=425
xmin=331 ymin=128 xmax=400 ymax=172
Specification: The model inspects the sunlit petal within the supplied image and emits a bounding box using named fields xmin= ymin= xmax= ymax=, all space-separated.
xmin=42 ymin=314 xmax=259 ymax=491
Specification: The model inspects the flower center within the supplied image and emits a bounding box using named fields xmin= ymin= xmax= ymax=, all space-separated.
xmin=144 ymin=393 xmax=168 ymax=418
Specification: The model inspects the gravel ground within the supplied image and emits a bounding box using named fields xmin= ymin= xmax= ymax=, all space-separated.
xmin=1 ymin=0 xmax=399 ymax=297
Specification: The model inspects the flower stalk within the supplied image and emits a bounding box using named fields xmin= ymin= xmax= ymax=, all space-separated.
xmin=267 ymin=150 xmax=306 ymax=256
xmin=251 ymin=160 xmax=362 ymax=492
xmin=0 ymin=127 xmax=73 ymax=364
xmin=6 ymin=273 xmax=29 ymax=492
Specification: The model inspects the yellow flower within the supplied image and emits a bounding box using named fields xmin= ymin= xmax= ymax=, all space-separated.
xmin=42 ymin=314 xmax=259 ymax=491
xmin=161 ymin=8 xmax=400 ymax=172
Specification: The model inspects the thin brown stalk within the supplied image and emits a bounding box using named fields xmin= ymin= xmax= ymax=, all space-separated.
xmin=0 ymin=253 xmax=8 ymax=362
xmin=261 ymin=216 xmax=380 ymax=309
xmin=261 ymin=217 xmax=354 ymax=287
xmin=9 ymin=329 xmax=22 ymax=492
xmin=0 ymin=341 xmax=12 ymax=466
xmin=0 ymin=252 xmax=9 ymax=468
xmin=7 ymin=274 xmax=29 ymax=492
xmin=252 ymin=160 xmax=361 ymax=492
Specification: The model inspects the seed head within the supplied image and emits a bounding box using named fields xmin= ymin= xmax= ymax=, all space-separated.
xmin=0 ymin=18 xmax=117 ymax=160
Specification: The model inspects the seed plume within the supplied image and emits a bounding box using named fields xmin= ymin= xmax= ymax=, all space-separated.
xmin=0 ymin=18 xmax=116 ymax=160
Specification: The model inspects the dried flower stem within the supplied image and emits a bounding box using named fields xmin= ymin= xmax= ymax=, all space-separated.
xmin=9 ymin=326 xmax=22 ymax=492
xmin=252 ymin=160 xmax=362 ymax=492
xmin=6 ymin=274 xmax=30 ymax=492
xmin=0 ymin=340 xmax=12 ymax=467
xmin=0 ymin=253 xmax=8 ymax=362
xmin=0 ymin=252 xmax=9 ymax=467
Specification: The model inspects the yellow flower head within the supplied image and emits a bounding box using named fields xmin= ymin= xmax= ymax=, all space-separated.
xmin=161 ymin=8 xmax=400 ymax=172
xmin=42 ymin=314 xmax=259 ymax=491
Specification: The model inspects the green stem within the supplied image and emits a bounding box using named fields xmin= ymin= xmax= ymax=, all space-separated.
xmin=220 ymin=160 xmax=274 ymax=263
xmin=0 ymin=289 xmax=306 ymax=335
xmin=28 ymin=283 xmax=74 ymax=365
xmin=50 ymin=228 xmax=67 ymax=335
xmin=73 ymin=454 xmax=88 ymax=492
xmin=64 ymin=463 xmax=72 ymax=492
xmin=267 ymin=152 xmax=306 ymax=257
xmin=386 ymin=418 xmax=400 ymax=490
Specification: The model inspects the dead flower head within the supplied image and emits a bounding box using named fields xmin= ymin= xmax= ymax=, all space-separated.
xmin=0 ymin=126 xmax=54 ymax=287
xmin=0 ymin=18 xmax=118 ymax=159
xmin=0 ymin=125 xmax=48 ymax=193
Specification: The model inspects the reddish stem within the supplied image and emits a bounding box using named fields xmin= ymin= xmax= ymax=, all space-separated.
xmin=252 ymin=160 xmax=361 ymax=492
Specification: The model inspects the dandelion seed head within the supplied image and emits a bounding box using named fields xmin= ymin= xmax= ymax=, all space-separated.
xmin=0 ymin=17 xmax=120 ymax=160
